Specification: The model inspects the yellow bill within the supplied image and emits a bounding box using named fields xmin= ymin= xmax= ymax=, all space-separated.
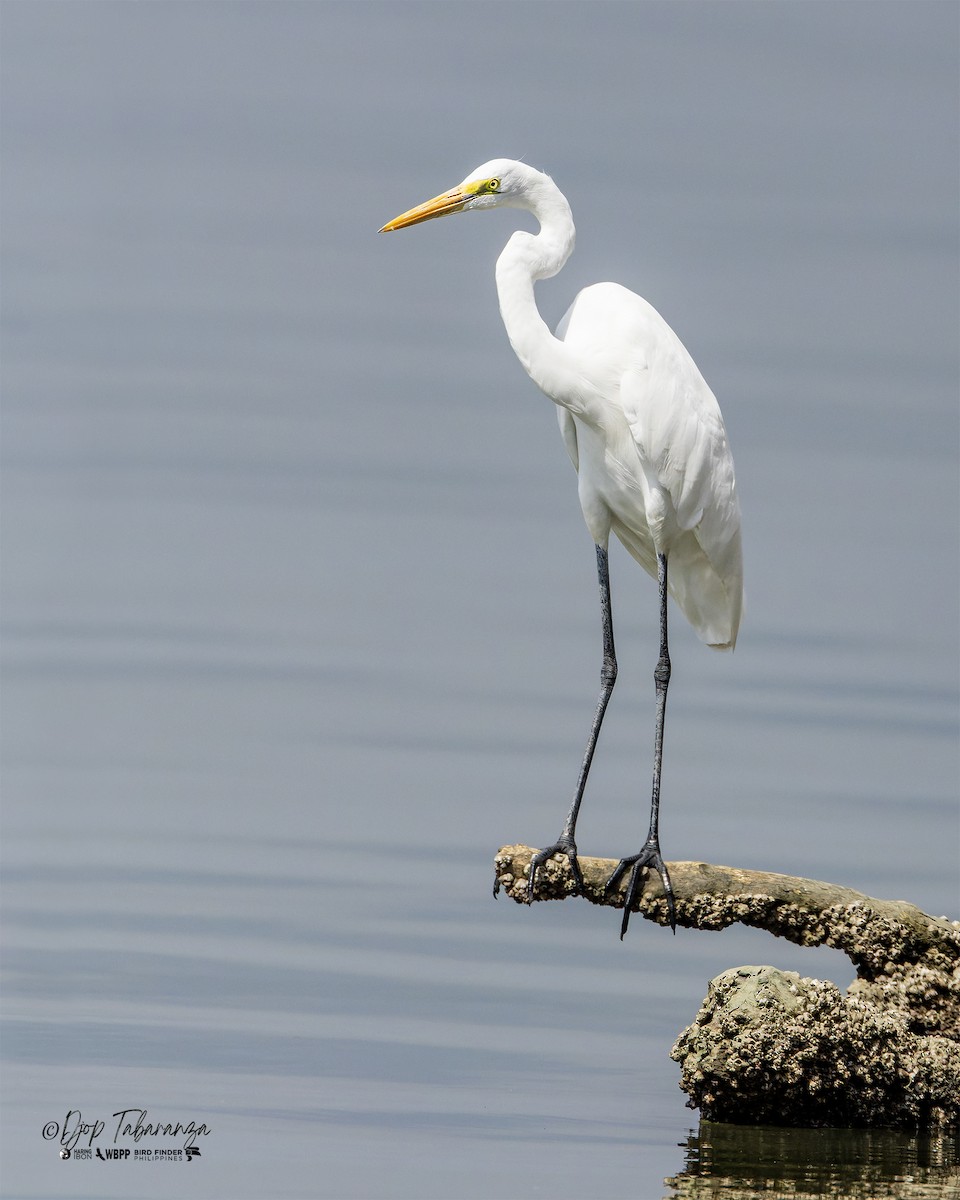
xmin=378 ymin=188 xmax=469 ymax=233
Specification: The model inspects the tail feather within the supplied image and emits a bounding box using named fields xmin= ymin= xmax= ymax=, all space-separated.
xmin=613 ymin=521 xmax=742 ymax=650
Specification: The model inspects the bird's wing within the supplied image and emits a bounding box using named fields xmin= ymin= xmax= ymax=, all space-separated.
xmin=614 ymin=295 xmax=734 ymax=535
xmin=559 ymin=284 xmax=742 ymax=647
xmin=558 ymin=283 xmax=735 ymax=532
xmin=616 ymin=292 xmax=743 ymax=646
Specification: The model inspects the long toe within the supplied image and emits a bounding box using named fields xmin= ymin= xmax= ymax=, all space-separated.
xmin=527 ymin=837 xmax=582 ymax=902
xmin=606 ymin=843 xmax=675 ymax=937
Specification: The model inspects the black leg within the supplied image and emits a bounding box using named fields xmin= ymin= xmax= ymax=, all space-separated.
xmin=522 ymin=543 xmax=618 ymax=900
xmin=605 ymin=551 xmax=677 ymax=936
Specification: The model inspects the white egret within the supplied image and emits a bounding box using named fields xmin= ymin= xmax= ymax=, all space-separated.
xmin=380 ymin=160 xmax=742 ymax=937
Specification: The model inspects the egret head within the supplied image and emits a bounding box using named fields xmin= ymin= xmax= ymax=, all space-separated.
xmin=379 ymin=159 xmax=545 ymax=232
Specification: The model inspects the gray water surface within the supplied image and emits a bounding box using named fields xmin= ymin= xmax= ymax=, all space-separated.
xmin=2 ymin=3 xmax=957 ymax=1198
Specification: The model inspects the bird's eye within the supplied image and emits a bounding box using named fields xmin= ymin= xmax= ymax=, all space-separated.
xmin=488 ymin=178 xmax=500 ymax=192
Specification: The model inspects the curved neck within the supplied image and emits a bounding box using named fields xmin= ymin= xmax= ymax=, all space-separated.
xmin=494 ymin=182 xmax=583 ymax=411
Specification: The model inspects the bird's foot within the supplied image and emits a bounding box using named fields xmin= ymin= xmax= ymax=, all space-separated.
xmin=521 ymin=835 xmax=583 ymax=903
xmin=605 ymin=841 xmax=676 ymax=938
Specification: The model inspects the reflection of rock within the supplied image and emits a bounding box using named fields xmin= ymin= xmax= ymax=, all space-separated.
xmin=664 ymin=1120 xmax=960 ymax=1200
xmin=671 ymin=966 xmax=959 ymax=1129
xmin=493 ymin=847 xmax=960 ymax=1128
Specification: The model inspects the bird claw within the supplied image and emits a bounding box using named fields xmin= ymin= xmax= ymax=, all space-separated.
xmin=605 ymin=842 xmax=676 ymax=938
xmin=526 ymin=836 xmax=583 ymax=902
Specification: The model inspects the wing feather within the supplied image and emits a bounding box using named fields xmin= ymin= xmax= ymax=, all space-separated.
xmin=556 ymin=282 xmax=743 ymax=648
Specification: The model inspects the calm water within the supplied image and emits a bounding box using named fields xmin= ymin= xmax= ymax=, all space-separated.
xmin=2 ymin=4 xmax=957 ymax=1198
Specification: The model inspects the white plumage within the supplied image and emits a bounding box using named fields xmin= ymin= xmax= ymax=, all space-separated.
xmin=381 ymin=159 xmax=743 ymax=936
xmin=555 ymin=280 xmax=742 ymax=649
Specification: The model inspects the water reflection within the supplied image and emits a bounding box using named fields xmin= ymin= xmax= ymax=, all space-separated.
xmin=665 ymin=1122 xmax=960 ymax=1199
